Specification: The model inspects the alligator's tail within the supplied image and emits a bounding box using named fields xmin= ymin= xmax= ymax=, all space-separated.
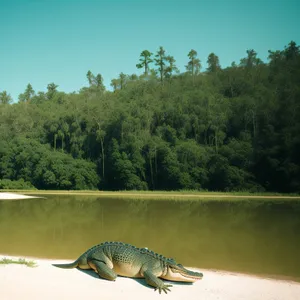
xmin=52 ymin=260 xmax=78 ymax=269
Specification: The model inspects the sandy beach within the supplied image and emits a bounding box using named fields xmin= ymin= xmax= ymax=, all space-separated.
xmin=0 ymin=192 xmax=41 ymax=200
xmin=0 ymin=256 xmax=299 ymax=300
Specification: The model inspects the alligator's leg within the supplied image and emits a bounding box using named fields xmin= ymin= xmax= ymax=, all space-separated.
xmin=88 ymin=260 xmax=117 ymax=281
xmin=143 ymin=270 xmax=173 ymax=294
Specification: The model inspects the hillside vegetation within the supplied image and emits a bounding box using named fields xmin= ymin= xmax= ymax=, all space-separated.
xmin=0 ymin=42 xmax=299 ymax=192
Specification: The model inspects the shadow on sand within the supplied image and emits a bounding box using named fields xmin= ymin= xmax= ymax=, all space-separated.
xmin=77 ymin=268 xmax=194 ymax=289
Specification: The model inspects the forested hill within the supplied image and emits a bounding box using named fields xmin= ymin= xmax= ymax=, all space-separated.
xmin=0 ymin=42 xmax=299 ymax=192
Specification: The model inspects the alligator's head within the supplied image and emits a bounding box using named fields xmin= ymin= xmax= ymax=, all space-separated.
xmin=162 ymin=262 xmax=203 ymax=283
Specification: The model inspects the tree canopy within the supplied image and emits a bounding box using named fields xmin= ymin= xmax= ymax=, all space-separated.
xmin=0 ymin=41 xmax=299 ymax=192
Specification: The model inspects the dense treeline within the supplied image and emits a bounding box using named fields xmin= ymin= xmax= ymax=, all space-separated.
xmin=0 ymin=42 xmax=299 ymax=192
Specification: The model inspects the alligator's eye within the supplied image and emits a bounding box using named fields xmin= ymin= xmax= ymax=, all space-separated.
xmin=178 ymin=264 xmax=183 ymax=267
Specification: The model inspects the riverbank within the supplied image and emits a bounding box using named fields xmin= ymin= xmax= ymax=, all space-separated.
xmin=0 ymin=256 xmax=299 ymax=300
xmin=1 ymin=190 xmax=300 ymax=200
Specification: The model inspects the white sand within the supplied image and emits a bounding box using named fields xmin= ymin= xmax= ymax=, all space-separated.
xmin=0 ymin=256 xmax=299 ymax=300
xmin=0 ymin=192 xmax=41 ymax=200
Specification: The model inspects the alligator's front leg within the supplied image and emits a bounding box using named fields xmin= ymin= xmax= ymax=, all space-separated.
xmin=143 ymin=270 xmax=173 ymax=294
xmin=88 ymin=260 xmax=117 ymax=281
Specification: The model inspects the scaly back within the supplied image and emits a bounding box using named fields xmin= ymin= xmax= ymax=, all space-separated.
xmin=91 ymin=241 xmax=177 ymax=266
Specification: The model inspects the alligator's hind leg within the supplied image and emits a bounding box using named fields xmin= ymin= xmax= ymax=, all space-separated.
xmin=88 ymin=260 xmax=117 ymax=281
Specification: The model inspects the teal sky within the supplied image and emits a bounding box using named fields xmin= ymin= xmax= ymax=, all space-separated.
xmin=0 ymin=0 xmax=299 ymax=101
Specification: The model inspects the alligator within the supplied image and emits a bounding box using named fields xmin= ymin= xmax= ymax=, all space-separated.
xmin=53 ymin=241 xmax=203 ymax=294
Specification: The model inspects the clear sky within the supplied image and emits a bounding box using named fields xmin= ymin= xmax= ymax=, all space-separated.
xmin=0 ymin=0 xmax=299 ymax=101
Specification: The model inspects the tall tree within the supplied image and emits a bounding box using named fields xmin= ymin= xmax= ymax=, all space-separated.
xmin=164 ymin=55 xmax=179 ymax=78
xmin=154 ymin=46 xmax=166 ymax=83
xmin=119 ymin=72 xmax=126 ymax=89
xmin=18 ymin=83 xmax=35 ymax=103
xmin=0 ymin=91 xmax=12 ymax=104
xmin=186 ymin=49 xmax=201 ymax=83
xmin=95 ymin=74 xmax=105 ymax=92
xmin=110 ymin=79 xmax=118 ymax=92
xmin=47 ymin=83 xmax=58 ymax=100
xmin=86 ymin=71 xmax=105 ymax=92
xmin=86 ymin=70 xmax=94 ymax=86
xmin=110 ymin=73 xmax=127 ymax=91
xmin=136 ymin=50 xmax=153 ymax=75
xmin=207 ymin=53 xmax=221 ymax=73
xmin=268 ymin=50 xmax=283 ymax=64
xmin=283 ymin=40 xmax=299 ymax=61
xmin=240 ymin=49 xmax=262 ymax=68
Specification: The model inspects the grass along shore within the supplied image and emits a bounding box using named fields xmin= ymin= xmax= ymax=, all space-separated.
xmin=0 ymin=257 xmax=37 ymax=267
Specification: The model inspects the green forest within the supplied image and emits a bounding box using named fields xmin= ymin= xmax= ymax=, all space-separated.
xmin=0 ymin=41 xmax=299 ymax=193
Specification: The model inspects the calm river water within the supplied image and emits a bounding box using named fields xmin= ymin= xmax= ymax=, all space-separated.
xmin=0 ymin=194 xmax=299 ymax=281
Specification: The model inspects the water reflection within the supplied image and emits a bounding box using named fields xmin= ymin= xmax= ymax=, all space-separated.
xmin=0 ymin=195 xmax=299 ymax=281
